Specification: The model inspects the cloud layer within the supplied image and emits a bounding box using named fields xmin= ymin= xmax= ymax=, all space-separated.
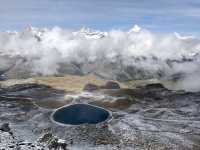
xmin=0 ymin=26 xmax=200 ymax=91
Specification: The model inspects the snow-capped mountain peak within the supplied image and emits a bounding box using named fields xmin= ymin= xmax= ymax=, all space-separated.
xmin=73 ymin=27 xmax=107 ymax=39
xmin=129 ymin=25 xmax=141 ymax=33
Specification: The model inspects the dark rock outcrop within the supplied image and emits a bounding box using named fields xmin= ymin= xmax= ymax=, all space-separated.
xmin=0 ymin=123 xmax=10 ymax=132
xmin=144 ymin=83 xmax=166 ymax=89
xmin=90 ymin=97 xmax=134 ymax=110
xmin=83 ymin=81 xmax=120 ymax=92
xmin=83 ymin=83 xmax=99 ymax=91
xmin=2 ymin=83 xmax=65 ymax=99
xmin=101 ymin=81 xmax=120 ymax=89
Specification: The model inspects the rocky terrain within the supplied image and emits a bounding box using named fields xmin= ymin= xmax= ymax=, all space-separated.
xmin=0 ymin=76 xmax=200 ymax=149
xmin=1 ymin=24 xmax=200 ymax=150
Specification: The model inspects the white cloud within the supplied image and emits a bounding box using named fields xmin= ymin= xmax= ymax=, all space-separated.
xmin=0 ymin=25 xmax=200 ymax=91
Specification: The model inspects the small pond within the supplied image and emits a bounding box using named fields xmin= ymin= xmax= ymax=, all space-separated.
xmin=51 ymin=104 xmax=111 ymax=125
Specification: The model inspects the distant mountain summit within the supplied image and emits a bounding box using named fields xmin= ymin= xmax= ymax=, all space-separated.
xmin=73 ymin=27 xmax=107 ymax=39
xmin=128 ymin=25 xmax=141 ymax=33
